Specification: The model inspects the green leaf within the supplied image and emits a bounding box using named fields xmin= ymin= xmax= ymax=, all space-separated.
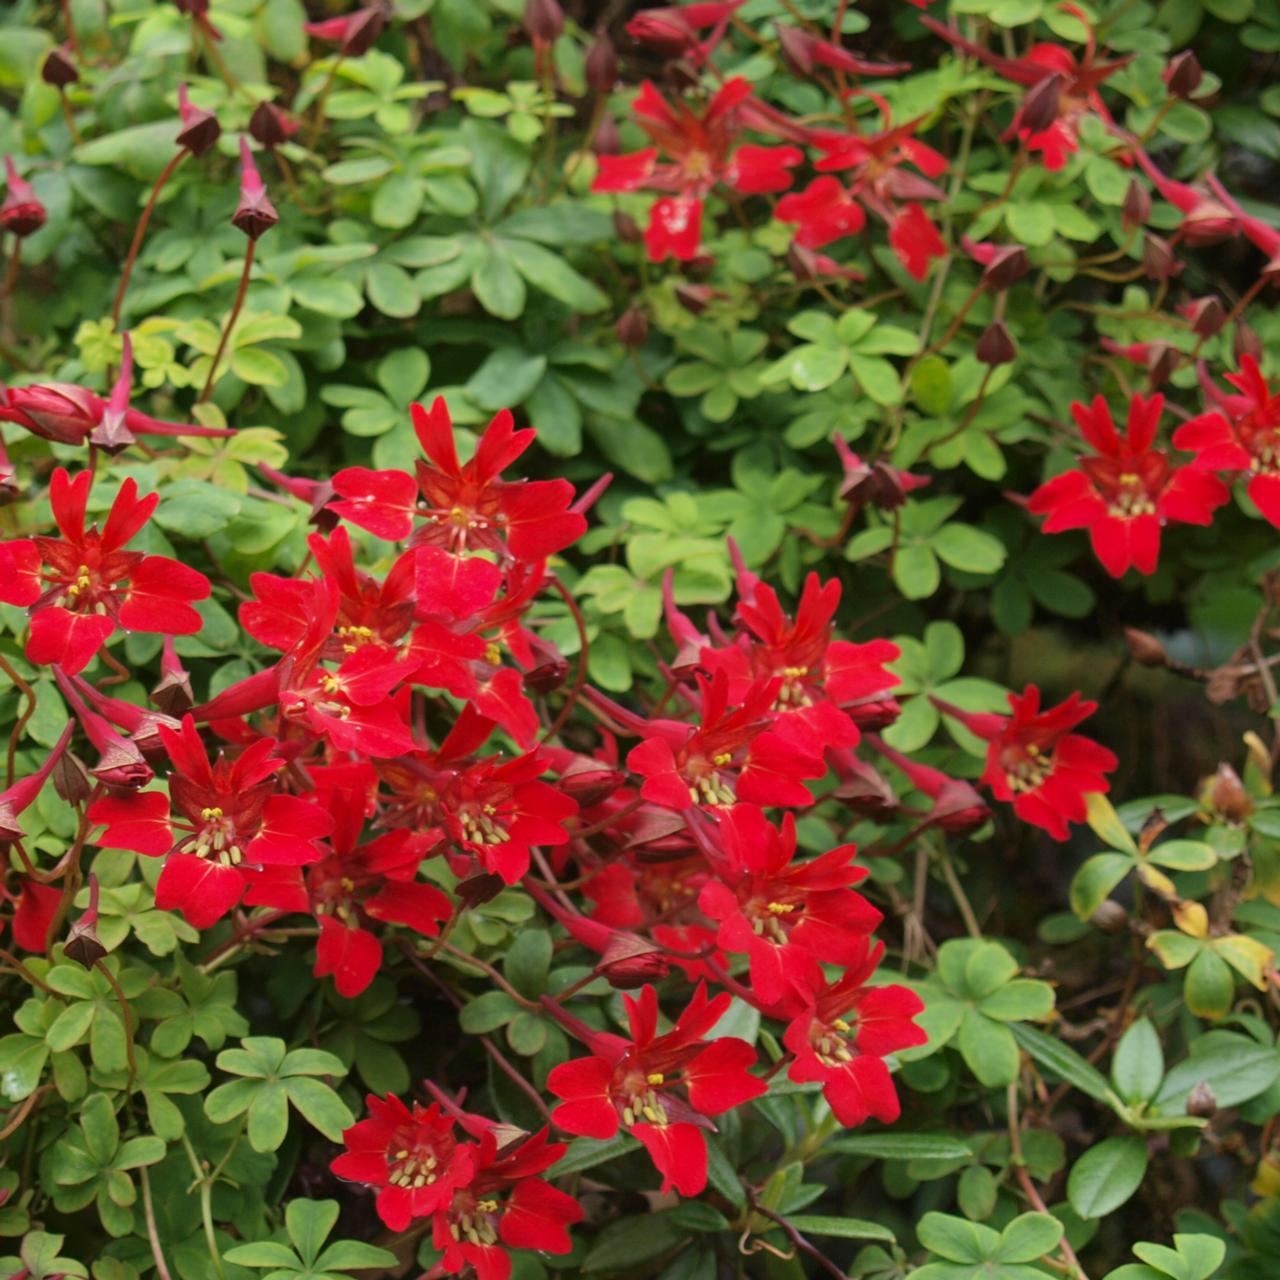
xmin=1086 ymin=793 xmax=1139 ymax=854
xmin=978 ymin=979 xmax=1055 ymax=1022
xmin=848 ymin=353 xmax=902 ymax=405
xmin=366 ymin=262 xmax=421 ymax=318
xmin=582 ymin=1210 xmax=686 ymax=1272
xmin=917 ymin=1211 xmax=1001 ymax=1263
xmin=471 ymin=243 xmax=526 ymax=319
xmin=286 ymin=1198 xmax=340 ymax=1265
xmin=893 ymin=544 xmax=941 ymax=600
xmin=1068 ymin=1136 xmax=1149 ymax=1218
xmin=1184 ymin=948 xmax=1235 ymax=1020
xmin=1011 ymin=1023 xmax=1116 ymax=1105
xmin=932 ymin=523 xmax=1007 ymax=573
xmin=222 ymin=1243 xmax=301 ymax=1268
xmin=80 ymin=1093 xmax=119 ymax=1166
xmin=825 ymin=1132 xmax=972 ymax=1161
xmin=1112 ymin=1019 xmax=1164 ymax=1105
xmin=246 ymin=1080 xmax=290 ymax=1152
xmin=503 ymin=237 xmax=608 ymax=312
xmin=284 ymin=1077 xmax=354 ymax=1143
xmin=787 ymin=1215 xmax=894 ymax=1242
xmin=957 ymin=1009 xmax=1019 ymax=1086
xmin=1069 ymin=853 xmax=1134 ymax=920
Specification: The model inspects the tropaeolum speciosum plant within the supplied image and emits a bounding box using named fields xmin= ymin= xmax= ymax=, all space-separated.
xmin=3 ymin=0 xmax=1280 ymax=1277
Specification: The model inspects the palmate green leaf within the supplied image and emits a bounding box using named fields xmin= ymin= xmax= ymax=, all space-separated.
xmin=957 ymin=1009 xmax=1019 ymax=1085
xmin=502 ymin=237 xmax=608 ymax=312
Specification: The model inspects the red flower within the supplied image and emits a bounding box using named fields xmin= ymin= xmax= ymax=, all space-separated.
xmin=433 ymin=1127 xmax=582 ymax=1280
xmin=11 ymin=878 xmax=63 ymax=953
xmin=331 ymin=1096 xmax=474 ymax=1232
xmin=697 ymin=805 xmax=881 ymax=1004
xmin=244 ymin=789 xmax=450 ymax=997
xmin=782 ymin=941 xmax=926 ymax=1126
xmin=593 ymin=78 xmax=801 ymax=262
xmin=0 ymin=469 xmax=210 ymax=675
xmin=1173 ymin=357 xmax=1280 ymax=526
xmin=330 ymin=398 xmax=585 ymax=562
xmin=889 ymin=204 xmax=947 ymax=280
xmin=775 ymin=176 xmax=867 ymax=248
xmin=91 ymin=716 xmax=332 ymax=927
xmin=701 ymin=570 xmax=900 ymax=755
xmin=933 ymin=686 xmax=1117 ymax=840
xmin=624 ymin=670 xmax=826 ymax=810
xmin=1027 ymin=393 xmax=1228 ymax=578
xmin=546 ymin=983 xmax=765 ymax=1195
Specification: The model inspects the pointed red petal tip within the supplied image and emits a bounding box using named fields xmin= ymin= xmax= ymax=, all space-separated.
xmin=90 ymin=332 xmax=137 ymax=452
xmin=232 ymin=137 xmax=279 ymax=240
xmin=174 ymin=84 xmax=221 ymax=156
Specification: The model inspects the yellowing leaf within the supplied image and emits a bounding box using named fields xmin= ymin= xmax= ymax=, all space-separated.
xmin=1213 ymin=934 xmax=1274 ymax=989
xmin=1172 ymin=900 xmax=1209 ymax=938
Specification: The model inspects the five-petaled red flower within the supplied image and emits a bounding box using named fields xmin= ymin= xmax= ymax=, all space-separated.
xmin=332 ymin=1096 xmax=474 ymax=1232
xmin=0 ymin=468 xmax=210 ymax=675
xmin=593 ymin=78 xmax=801 ymax=261
xmin=782 ymin=940 xmax=926 ymax=1126
xmin=330 ymin=397 xmax=585 ymax=562
xmin=1028 ymin=393 xmax=1228 ymax=578
xmin=698 ymin=804 xmax=882 ymax=1004
xmin=933 ymin=686 xmax=1117 ymax=840
xmin=547 ymin=983 xmax=765 ymax=1195
xmin=1173 ymin=356 xmax=1280 ymax=527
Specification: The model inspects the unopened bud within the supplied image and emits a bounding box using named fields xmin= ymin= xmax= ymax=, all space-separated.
xmin=1124 ymin=626 xmax=1170 ymax=668
xmin=1122 ymin=179 xmax=1152 ymax=232
xmin=674 ymin=282 xmax=716 ymax=314
xmin=455 ymin=871 xmax=505 ymax=909
xmin=613 ymin=210 xmax=641 ymax=243
xmin=980 ymin=244 xmax=1030 ymax=292
xmin=523 ymin=0 xmax=564 ymax=43
xmin=976 ymin=320 xmax=1016 ymax=366
xmin=175 ymin=84 xmax=221 ymax=156
xmin=592 ymin=115 xmax=620 ymax=155
xmin=1163 ymin=50 xmax=1202 ymax=99
xmin=1 ymin=156 xmax=47 ymax=238
xmin=1019 ymin=74 xmax=1064 ymax=134
xmin=1209 ymin=762 xmax=1253 ymax=823
xmin=585 ymin=32 xmax=618 ymax=94
xmin=1184 ymin=295 xmax=1224 ymax=337
xmin=1142 ymin=232 xmax=1180 ymax=281
xmin=249 ymin=100 xmax=296 ymax=150
xmin=1090 ymin=900 xmax=1129 ymax=933
xmin=52 ymin=750 xmax=94 ymax=807
xmin=775 ymin=25 xmax=814 ymax=76
xmin=560 ymin=761 xmax=626 ymax=807
xmin=64 ymin=875 xmax=106 ymax=970
xmin=41 ymin=47 xmax=79 ymax=89
xmin=1185 ymin=1079 xmax=1217 ymax=1117
xmin=523 ymin=659 xmax=569 ymax=695
xmin=232 ymin=137 xmax=279 ymax=240
xmin=596 ymin=932 xmax=670 ymax=989
xmin=151 ymin=637 xmax=194 ymax=717
xmin=1236 ymin=321 xmax=1262 ymax=362
xmin=616 ymin=305 xmax=649 ymax=348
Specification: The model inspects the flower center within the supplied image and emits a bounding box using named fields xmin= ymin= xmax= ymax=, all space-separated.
xmin=1106 ymin=473 xmax=1156 ymax=518
xmin=459 ymin=804 xmax=509 ymax=846
xmin=337 ymin=624 xmax=375 ymax=653
xmin=751 ymin=899 xmax=798 ymax=942
xmin=387 ymin=1145 xmax=441 ymax=1189
xmin=688 ymin=757 xmax=736 ymax=806
xmin=814 ymin=1019 xmax=856 ymax=1067
xmin=1004 ymin=741 xmax=1052 ymax=793
xmin=193 ymin=806 xmax=243 ymax=865
xmin=774 ymin=665 xmax=813 ymax=710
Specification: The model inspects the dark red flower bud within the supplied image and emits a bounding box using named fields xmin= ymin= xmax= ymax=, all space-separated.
xmin=616 ymin=305 xmax=649 ymax=348
xmin=1209 ymin=763 xmax=1253 ymax=823
xmin=979 ymin=244 xmax=1029 ymax=292
xmin=232 ymin=137 xmax=278 ymax=240
xmin=776 ymin=24 xmax=816 ymax=76
xmin=595 ymin=932 xmax=670 ymax=988
xmin=176 ymin=84 xmax=221 ymax=156
xmin=1122 ymin=179 xmax=1151 ymax=232
xmin=305 ymin=5 xmax=386 ymax=56
xmin=524 ymin=0 xmax=564 ymax=43
xmin=249 ymin=100 xmax=298 ymax=150
xmin=455 ymin=871 xmax=505 ymax=909
xmin=1018 ymin=74 xmax=1063 ymax=134
xmin=1142 ymin=232 xmax=1180 ymax=281
xmin=591 ymin=114 xmax=620 ymax=155
xmin=151 ymin=637 xmax=195 ymax=717
xmin=559 ymin=761 xmax=626 ymax=808
xmin=52 ymin=751 xmax=93 ymax=808
xmin=1236 ymin=321 xmax=1263 ymax=362
xmin=64 ymin=875 xmax=107 ymax=970
xmin=0 ymin=382 xmax=97 ymax=444
xmin=674 ymin=282 xmax=718 ymax=314
xmin=1 ymin=156 xmax=46 ymax=238
xmin=523 ymin=659 xmax=570 ymax=695
xmin=585 ymin=32 xmax=618 ymax=94
xmin=976 ymin=320 xmax=1016 ymax=366
xmin=42 ymin=47 xmax=79 ymax=89
xmin=89 ymin=332 xmax=139 ymax=454
xmin=613 ymin=209 xmax=641 ymax=242
xmin=1163 ymin=50 xmax=1202 ymax=99
xmin=1183 ymin=295 xmax=1224 ymax=337
xmin=835 ymin=434 xmax=929 ymax=510
xmin=665 ymin=59 xmax=703 ymax=93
